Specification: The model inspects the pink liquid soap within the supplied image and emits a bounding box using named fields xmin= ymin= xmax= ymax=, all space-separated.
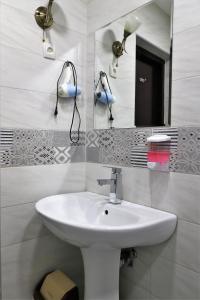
xmin=147 ymin=150 xmax=170 ymax=165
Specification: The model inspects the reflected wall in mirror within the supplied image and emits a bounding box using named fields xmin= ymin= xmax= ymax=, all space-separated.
xmin=94 ymin=0 xmax=173 ymax=129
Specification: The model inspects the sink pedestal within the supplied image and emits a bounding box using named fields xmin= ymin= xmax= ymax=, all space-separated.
xmin=81 ymin=247 xmax=121 ymax=300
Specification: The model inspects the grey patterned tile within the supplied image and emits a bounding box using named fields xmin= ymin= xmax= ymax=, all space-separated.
xmin=100 ymin=147 xmax=129 ymax=167
xmin=0 ymin=149 xmax=14 ymax=167
xmin=177 ymin=127 xmax=200 ymax=150
xmin=100 ymin=128 xmax=135 ymax=167
xmin=133 ymin=128 xmax=152 ymax=147
xmin=53 ymin=131 xmax=71 ymax=147
xmin=53 ymin=131 xmax=85 ymax=147
xmin=130 ymin=147 xmax=148 ymax=168
xmin=11 ymin=148 xmax=35 ymax=166
xmin=113 ymin=129 xmax=134 ymax=151
xmin=98 ymin=129 xmax=114 ymax=151
xmin=0 ymin=129 xmax=85 ymax=167
xmin=53 ymin=146 xmax=71 ymax=164
xmin=13 ymin=129 xmax=53 ymax=148
xmin=10 ymin=130 xmax=54 ymax=166
xmin=86 ymin=130 xmax=99 ymax=148
xmin=175 ymin=127 xmax=200 ymax=174
xmin=130 ymin=128 xmax=151 ymax=168
xmin=0 ymin=129 xmax=14 ymax=147
xmin=87 ymin=146 xmax=100 ymax=163
xmin=169 ymin=150 xmax=178 ymax=172
xmin=98 ymin=129 xmax=128 ymax=166
xmin=99 ymin=148 xmax=119 ymax=166
xmin=70 ymin=131 xmax=85 ymax=146
xmin=70 ymin=146 xmax=85 ymax=163
xmin=0 ymin=129 xmax=14 ymax=167
xmin=34 ymin=146 xmax=55 ymax=165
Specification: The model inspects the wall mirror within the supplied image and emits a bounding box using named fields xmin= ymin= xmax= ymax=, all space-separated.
xmin=94 ymin=0 xmax=173 ymax=129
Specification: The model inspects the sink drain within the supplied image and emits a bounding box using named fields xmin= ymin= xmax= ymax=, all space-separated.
xmin=105 ymin=210 xmax=109 ymax=215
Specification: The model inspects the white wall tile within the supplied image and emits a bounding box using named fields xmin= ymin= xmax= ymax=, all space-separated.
xmin=0 ymin=3 xmax=87 ymax=64
xmin=150 ymin=171 xmax=200 ymax=224
xmin=121 ymin=167 xmax=151 ymax=207
xmin=0 ymin=0 xmax=87 ymax=34
xmin=1 ymin=235 xmax=84 ymax=300
xmin=137 ymin=219 xmax=200 ymax=274
xmin=120 ymin=276 xmax=151 ymax=300
xmin=172 ymin=25 xmax=200 ymax=80
xmin=1 ymin=202 xmax=48 ymax=247
xmin=171 ymin=76 xmax=200 ymax=126
xmin=173 ymin=0 xmax=200 ymax=34
xmin=120 ymin=256 xmax=150 ymax=291
xmin=0 ymin=45 xmax=85 ymax=94
xmin=0 ymin=0 xmax=87 ymax=130
xmin=86 ymin=162 xmax=111 ymax=196
xmin=150 ymin=257 xmax=199 ymax=300
xmin=1 ymin=163 xmax=86 ymax=207
xmin=0 ymin=86 xmax=86 ymax=130
xmin=159 ymin=220 xmax=200 ymax=273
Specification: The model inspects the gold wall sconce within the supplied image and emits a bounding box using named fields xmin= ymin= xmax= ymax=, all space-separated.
xmin=112 ymin=16 xmax=141 ymax=58
xmin=35 ymin=0 xmax=55 ymax=30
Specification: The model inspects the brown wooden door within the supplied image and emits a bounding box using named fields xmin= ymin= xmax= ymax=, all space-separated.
xmin=135 ymin=46 xmax=165 ymax=127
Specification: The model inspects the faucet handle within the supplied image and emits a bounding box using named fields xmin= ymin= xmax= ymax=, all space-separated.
xmin=104 ymin=166 xmax=122 ymax=174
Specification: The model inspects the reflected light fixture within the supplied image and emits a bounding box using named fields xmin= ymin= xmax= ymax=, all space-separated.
xmin=112 ymin=16 xmax=141 ymax=58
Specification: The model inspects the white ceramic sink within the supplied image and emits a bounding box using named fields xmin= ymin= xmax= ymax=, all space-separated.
xmin=36 ymin=192 xmax=177 ymax=300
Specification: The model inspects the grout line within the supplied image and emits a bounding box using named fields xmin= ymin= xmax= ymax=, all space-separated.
xmin=172 ymin=74 xmax=200 ymax=82
xmin=0 ymin=42 xmax=86 ymax=69
xmin=2 ymin=232 xmax=50 ymax=249
xmin=1 ymin=200 xmax=38 ymax=209
xmin=1 ymin=233 xmax=51 ymax=250
xmin=173 ymin=23 xmax=200 ymax=36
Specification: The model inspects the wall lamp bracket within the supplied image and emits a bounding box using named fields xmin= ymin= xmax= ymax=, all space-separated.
xmin=112 ymin=40 xmax=124 ymax=58
xmin=112 ymin=36 xmax=129 ymax=58
xmin=35 ymin=0 xmax=54 ymax=30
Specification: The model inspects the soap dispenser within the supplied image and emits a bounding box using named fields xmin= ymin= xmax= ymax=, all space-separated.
xmin=147 ymin=135 xmax=171 ymax=172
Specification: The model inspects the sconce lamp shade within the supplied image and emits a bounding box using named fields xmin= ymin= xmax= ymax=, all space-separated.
xmin=112 ymin=15 xmax=141 ymax=58
xmin=124 ymin=16 xmax=141 ymax=38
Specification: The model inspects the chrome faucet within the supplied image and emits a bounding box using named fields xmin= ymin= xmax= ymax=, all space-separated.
xmin=97 ymin=167 xmax=122 ymax=204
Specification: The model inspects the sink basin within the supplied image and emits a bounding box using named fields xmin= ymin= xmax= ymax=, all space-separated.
xmin=36 ymin=192 xmax=177 ymax=300
xmin=36 ymin=192 xmax=176 ymax=248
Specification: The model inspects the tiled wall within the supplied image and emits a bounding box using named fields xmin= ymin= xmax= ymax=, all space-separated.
xmin=172 ymin=0 xmax=200 ymax=126
xmin=86 ymin=127 xmax=200 ymax=175
xmin=86 ymin=0 xmax=200 ymax=299
xmin=0 ymin=0 xmax=87 ymax=299
xmin=1 ymin=0 xmax=200 ymax=300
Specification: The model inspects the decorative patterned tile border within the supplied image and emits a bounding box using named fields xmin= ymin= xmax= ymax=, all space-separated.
xmin=1 ymin=127 xmax=200 ymax=175
xmin=0 ymin=129 xmax=85 ymax=168
xmin=86 ymin=128 xmax=152 ymax=167
xmin=86 ymin=127 xmax=200 ymax=175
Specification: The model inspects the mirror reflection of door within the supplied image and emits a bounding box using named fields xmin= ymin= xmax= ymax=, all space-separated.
xmin=94 ymin=0 xmax=172 ymax=129
xmin=135 ymin=45 xmax=165 ymax=127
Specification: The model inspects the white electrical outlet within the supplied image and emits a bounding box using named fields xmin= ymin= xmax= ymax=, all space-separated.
xmin=109 ymin=63 xmax=117 ymax=78
xmin=43 ymin=41 xmax=56 ymax=60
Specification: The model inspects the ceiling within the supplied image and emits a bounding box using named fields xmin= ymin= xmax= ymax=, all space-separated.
xmin=155 ymin=0 xmax=172 ymax=16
